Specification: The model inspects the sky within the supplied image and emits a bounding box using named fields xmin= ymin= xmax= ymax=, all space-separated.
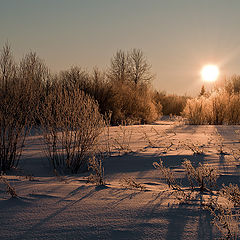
xmin=1 ymin=0 xmax=240 ymax=95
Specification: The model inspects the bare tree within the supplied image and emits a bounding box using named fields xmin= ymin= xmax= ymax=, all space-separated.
xmin=129 ymin=49 xmax=153 ymax=85
xmin=59 ymin=66 xmax=91 ymax=92
xmin=0 ymin=43 xmax=16 ymax=89
xmin=19 ymin=51 xmax=50 ymax=121
xmin=108 ymin=49 xmax=153 ymax=85
xmin=19 ymin=51 xmax=49 ymax=85
xmin=108 ymin=50 xmax=130 ymax=83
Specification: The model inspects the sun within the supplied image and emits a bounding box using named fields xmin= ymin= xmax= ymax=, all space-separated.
xmin=201 ymin=65 xmax=219 ymax=82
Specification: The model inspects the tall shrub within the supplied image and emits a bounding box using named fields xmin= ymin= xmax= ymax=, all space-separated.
xmin=109 ymin=82 xmax=161 ymax=124
xmin=182 ymin=89 xmax=240 ymax=125
xmin=0 ymin=45 xmax=36 ymax=172
xmin=39 ymin=84 xmax=104 ymax=173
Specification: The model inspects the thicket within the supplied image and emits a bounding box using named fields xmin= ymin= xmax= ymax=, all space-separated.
xmin=59 ymin=64 xmax=161 ymax=125
xmin=0 ymin=44 xmax=163 ymax=173
xmin=153 ymin=91 xmax=189 ymax=116
xmin=0 ymin=44 xmax=105 ymax=173
xmin=0 ymin=45 xmax=46 ymax=172
xmin=182 ymin=77 xmax=240 ymax=125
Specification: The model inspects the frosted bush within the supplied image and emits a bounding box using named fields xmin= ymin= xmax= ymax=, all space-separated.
xmin=182 ymin=96 xmax=212 ymax=124
xmin=39 ymin=84 xmax=104 ymax=173
xmin=182 ymin=89 xmax=240 ymax=125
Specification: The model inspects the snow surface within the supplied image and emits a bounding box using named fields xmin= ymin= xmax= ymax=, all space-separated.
xmin=1 ymin=119 xmax=239 ymax=239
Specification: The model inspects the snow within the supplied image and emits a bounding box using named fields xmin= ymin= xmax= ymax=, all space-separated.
xmin=1 ymin=118 xmax=239 ymax=239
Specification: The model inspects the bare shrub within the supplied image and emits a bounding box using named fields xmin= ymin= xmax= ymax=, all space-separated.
xmin=142 ymin=129 xmax=157 ymax=148
xmin=90 ymin=68 xmax=115 ymax=116
xmin=153 ymin=160 xmax=181 ymax=191
xmin=0 ymin=44 xmax=37 ymax=172
xmin=59 ymin=65 xmax=159 ymax=125
xmin=225 ymin=75 xmax=240 ymax=94
xmin=183 ymin=159 xmax=218 ymax=192
xmin=213 ymin=129 xmax=228 ymax=155
xmin=153 ymin=160 xmax=192 ymax=202
xmin=182 ymin=91 xmax=229 ymax=125
xmin=209 ymin=91 xmax=228 ymax=125
xmin=59 ymin=66 xmax=91 ymax=93
xmin=19 ymin=51 xmax=50 ymax=124
xmin=87 ymin=155 xmax=105 ymax=186
xmin=39 ymin=84 xmax=104 ymax=173
xmin=225 ymin=94 xmax=240 ymax=124
xmin=153 ymin=159 xmax=218 ymax=195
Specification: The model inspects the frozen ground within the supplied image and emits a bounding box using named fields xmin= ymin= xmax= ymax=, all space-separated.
xmin=0 ymin=119 xmax=240 ymax=239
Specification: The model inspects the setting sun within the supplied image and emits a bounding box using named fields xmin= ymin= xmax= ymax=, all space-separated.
xmin=201 ymin=65 xmax=219 ymax=82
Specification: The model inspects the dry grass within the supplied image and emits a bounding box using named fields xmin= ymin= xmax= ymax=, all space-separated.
xmin=153 ymin=160 xmax=182 ymax=191
xmin=112 ymin=124 xmax=133 ymax=154
xmin=120 ymin=177 xmax=146 ymax=191
xmin=183 ymin=159 xmax=218 ymax=192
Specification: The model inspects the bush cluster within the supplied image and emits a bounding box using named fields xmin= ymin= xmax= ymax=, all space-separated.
xmin=59 ymin=67 xmax=161 ymax=125
xmin=0 ymin=44 xmax=162 ymax=173
xmin=154 ymin=91 xmax=189 ymax=116
xmin=0 ymin=45 xmax=104 ymax=173
xmin=182 ymin=82 xmax=240 ymax=125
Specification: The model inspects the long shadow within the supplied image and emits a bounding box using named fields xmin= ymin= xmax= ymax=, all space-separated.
xmin=130 ymin=196 xmax=217 ymax=240
xmin=170 ymin=124 xmax=207 ymax=134
xmin=14 ymin=187 xmax=102 ymax=240
xmin=56 ymin=184 xmax=104 ymax=203
xmin=108 ymin=188 xmax=142 ymax=207
xmin=213 ymin=126 xmax=240 ymax=185
xmin=18 ymin=155 xmax=54 ymax=177
xmin=165 ymin=204 xmax=216 ymax=239
xmin=104 ymin=152 xmax=207 ymax=176
xmin=215 ymin=125 xmax=240 ymax=143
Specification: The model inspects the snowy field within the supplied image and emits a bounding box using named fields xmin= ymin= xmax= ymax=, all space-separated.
xmin=1 ymin=118 xmax=240 ymax=240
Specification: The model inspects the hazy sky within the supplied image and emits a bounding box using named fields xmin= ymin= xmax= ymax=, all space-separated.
xmin=1 ymin=0 xmax=240 ymax=95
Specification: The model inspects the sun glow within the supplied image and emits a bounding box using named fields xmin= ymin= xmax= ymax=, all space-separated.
xmin=201 ymin=65 xmax=219 ymax=82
